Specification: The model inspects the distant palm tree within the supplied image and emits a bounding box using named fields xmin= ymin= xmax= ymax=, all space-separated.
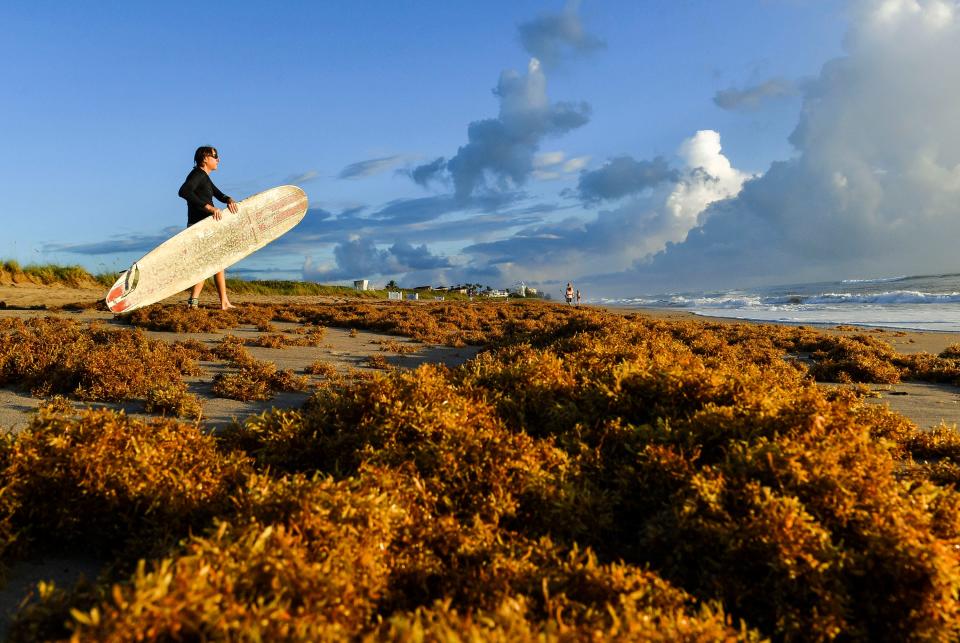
xmin=386 ymin=279 xmax=398 ymax=290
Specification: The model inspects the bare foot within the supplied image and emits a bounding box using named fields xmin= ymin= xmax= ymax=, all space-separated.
xmin=220 ymin=302 xmax=235 ymax=310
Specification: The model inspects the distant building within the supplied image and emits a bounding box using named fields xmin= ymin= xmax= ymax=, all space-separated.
xmin=353 ymin=279 xmax=369 ymax=291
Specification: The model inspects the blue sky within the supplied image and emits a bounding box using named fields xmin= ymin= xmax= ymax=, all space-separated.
xmin=13 ymin=1 xmax=936 ymax=298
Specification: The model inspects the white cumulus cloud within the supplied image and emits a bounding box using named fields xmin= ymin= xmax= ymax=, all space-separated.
xmin=666 ymin=130 xmax=752 ymax=226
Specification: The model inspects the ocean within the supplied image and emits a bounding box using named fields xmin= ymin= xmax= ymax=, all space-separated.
xmin=601 ymin=273 xmax=960 ymax=332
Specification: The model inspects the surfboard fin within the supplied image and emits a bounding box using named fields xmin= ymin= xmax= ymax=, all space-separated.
xmin=106 ymin=264 xmax=140 ymax=312
xmin=125 ymin=264 xmax=140 ymax=292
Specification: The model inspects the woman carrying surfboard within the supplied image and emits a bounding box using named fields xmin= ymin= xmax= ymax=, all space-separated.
xmin=179 ymin=146 xmax=239 ymax=310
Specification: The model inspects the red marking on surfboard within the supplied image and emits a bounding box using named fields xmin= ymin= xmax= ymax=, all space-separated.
xmin=111 ymin=299 xmax=128 ymax=313
xmin=108 ymin=286 xmax=124 ymax=302
xmin=257 ymin=196 xmax=306 ymax=233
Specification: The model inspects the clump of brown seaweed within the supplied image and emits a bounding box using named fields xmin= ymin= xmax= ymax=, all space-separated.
xmin=0 ymin=318 xmax=200 ymax=414
xmin=210 ymin=336 xmax=311 ymax=402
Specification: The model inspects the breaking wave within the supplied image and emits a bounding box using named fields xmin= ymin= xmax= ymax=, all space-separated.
xmin=603 ymin=291 xmax=960 ymax=309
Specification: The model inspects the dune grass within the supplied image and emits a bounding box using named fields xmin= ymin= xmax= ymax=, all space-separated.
xmin=222 ymin=278 xmax=469 ymax=301
xmin=222 ymin=278 xmax=384 ymax=298
xmin=0 ymin=260 xmax=466 ymax=300
xmin=0 ymin=261 xmax=115 ymax=288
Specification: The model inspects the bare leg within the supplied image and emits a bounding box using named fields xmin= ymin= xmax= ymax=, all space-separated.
xmin=190 ymin=281 xmax=204 ymax=304
xmin=215 ymin=270 xmax=234 ymax=310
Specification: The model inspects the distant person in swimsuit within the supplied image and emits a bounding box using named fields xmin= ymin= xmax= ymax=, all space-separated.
xmin=565 ymin=282 xmax=574 ymax=304
xmin=575 ymin=289 xmax=581 ymax=306
xmin=178 ymin=146 xmax=239 ymax=310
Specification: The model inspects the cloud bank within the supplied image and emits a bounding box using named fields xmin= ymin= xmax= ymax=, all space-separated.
xmin=576 ymin=0 xmax=960 ymax=296
xmin=45 ymin=228 xmax=182 ymax=256
xmin=246 ymin=0 xmax=960 ymax=294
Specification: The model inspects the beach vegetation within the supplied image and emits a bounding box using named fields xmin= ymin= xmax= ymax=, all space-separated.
xmin=143 ymin=381 xmax=203 ymax=420
xmin=0 ymin=407 xmax=250 ymax=562
xmin=0 ymin=261 xmax=115 ymax=289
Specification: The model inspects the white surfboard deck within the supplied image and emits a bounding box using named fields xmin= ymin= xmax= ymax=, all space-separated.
xmin=105 ymin=185 xmax=308 ymax=313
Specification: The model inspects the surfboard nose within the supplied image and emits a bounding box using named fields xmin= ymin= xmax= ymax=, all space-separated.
xmin=107 ymin=285 xmax=125 ymax=302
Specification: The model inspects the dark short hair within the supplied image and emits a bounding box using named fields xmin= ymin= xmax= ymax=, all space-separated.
xmin=194 ymin=146 xmax=218 ymax=167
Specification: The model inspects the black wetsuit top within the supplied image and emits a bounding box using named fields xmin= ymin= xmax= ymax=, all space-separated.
xmin=178 ymin=168 xmax=232 ymax=226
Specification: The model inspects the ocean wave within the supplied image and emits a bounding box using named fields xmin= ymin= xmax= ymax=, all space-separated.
xmin=774 ymin=291 xmax=960 ymax=306
xmin=601 ymin=294 xmax=764 ymax=309
xmin=840 ymin=275 xmax=908 ymax=284
xmin=603 ymin=290 xmax=960 ymax=309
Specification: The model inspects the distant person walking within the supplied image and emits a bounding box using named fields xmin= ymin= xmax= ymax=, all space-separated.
xmin=179 ymin=146 xmax=239 ymax=310
xmin=576 ymin=289 xmax=581 ymax=306
xmin=565 ymin=282 xmax=574 ymax=305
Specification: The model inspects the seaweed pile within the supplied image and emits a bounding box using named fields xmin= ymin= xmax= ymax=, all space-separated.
xmin=0 ymin=318 xmax=202 ymax=412
xmin=1 ymin=303 xmax=960 ymax=638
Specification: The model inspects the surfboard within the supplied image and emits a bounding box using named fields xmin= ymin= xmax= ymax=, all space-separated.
xmin=105 ymin=185 xmax=308 ymax=313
